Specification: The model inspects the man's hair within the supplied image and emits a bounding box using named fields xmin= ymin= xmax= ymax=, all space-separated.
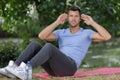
xmin=68 ymin=6 xmax=81 ymax=15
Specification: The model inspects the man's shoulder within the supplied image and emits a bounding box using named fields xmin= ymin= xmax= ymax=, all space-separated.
xmin=82 ymin=28 xmax=94 ymax=32
xmin=54 ymin=28 xmax=69 ymax=32
xmin=80 ymin=28 xmax=95 ymax=35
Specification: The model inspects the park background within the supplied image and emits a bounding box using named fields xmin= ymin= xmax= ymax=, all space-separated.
xmin=0 ymin=0 xmax=120 ymax=80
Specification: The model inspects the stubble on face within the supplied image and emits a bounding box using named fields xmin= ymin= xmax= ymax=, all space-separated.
xmin=68 ymin=11 xmax=81 ymax=28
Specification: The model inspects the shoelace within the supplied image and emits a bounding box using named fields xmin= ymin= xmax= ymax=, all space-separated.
xmin=14 ymin=67 xmax=27 ymax=79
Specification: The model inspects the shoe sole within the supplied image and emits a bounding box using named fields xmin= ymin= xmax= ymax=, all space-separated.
xmin=6 ymin=68 xmax=25 ymax=80
xmin=0 ymin=72 xmax=15 ymax=78
xmin=0 ymin=70 xmax=16 ymax=78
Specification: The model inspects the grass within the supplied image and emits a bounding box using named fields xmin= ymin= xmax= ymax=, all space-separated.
xmin=0 ymin=38 xmax=120 ymax=80
xmin=0 ymin=68 xmax=120 ymax=80
xmin=0 ymin=74 xmax=120 ymax=80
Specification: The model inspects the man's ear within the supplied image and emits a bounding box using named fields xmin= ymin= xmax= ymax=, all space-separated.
xmin=65 ymin=14 xmax=68 ymax=22
xmin=80 ymin=14 xmax=83 ymax=21
xmin=66 ymin=17 xmax=68 ymax=22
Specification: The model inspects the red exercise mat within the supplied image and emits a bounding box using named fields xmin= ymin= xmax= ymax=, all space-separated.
xmin=33 ymin=68 xmax=120 ymax=79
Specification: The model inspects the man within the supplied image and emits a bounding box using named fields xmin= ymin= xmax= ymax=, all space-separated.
xmin=0 ymin=6 xmax=111 ymax=79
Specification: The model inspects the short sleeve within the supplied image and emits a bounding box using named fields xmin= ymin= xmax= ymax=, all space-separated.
xmin=53 ymin=30 xmax=60 ymax=40
xmin=87 ymin=29 xmax=96 ymax=40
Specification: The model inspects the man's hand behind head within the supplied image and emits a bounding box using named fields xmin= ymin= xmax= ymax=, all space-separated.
xmin=81 ymin=14 xmax=94 ymax=26
xmin=56 ymin=13 xmax=68 ymax=25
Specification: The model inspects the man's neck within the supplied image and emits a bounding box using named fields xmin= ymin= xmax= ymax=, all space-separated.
xmin=69 ymin=26 xmax=80 ymax=34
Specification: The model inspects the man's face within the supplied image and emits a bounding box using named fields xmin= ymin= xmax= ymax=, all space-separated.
xmin=68 ymin=10 xmax=81 ymax=27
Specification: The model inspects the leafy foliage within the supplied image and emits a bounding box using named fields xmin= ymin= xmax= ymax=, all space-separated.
xmin=0 ymin=0 xmax=120 ymax=38
xmin=70 ymin=0 xmax=120 ymax=36
xmin=0 ymin=41 xmax=20 ymax=67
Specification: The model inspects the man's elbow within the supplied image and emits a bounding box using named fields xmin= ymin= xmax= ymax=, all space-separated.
xmin=105 ymin=35 xmax=112 ymax=41
xmin=38 ymin=34 xmax=46 ymax=40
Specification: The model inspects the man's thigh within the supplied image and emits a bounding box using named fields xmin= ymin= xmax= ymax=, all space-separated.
xmin=49 ymin=51 xmax=77 ymax=76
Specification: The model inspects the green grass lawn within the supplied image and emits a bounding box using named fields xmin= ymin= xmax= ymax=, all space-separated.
xmin=0 ymin=68 xmax=120 ymax=80
xmin=0 ymin=38 xmax=120 ymax=80
xmin=0 ymin=74 xmax=120 ymax=80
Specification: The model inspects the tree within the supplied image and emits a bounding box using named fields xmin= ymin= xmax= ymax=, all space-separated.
xmin=72 ymin=0 xmax=120 ymax=37
xmin=0 ymin=0 xmax=66 ymax=37
xmin=0 ymin=0 xmax=120 ymax=38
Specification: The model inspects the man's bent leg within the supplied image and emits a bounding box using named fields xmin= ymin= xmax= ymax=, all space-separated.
xmin=30 ymin=43 xmax=77 ymax=76
xmin=41 ymin=61 xmax=56 ymax=76
xmin=49 ymin=48 xmax=77 ymax=76
xmin=15 ymin=41 xmax=42 ymax=65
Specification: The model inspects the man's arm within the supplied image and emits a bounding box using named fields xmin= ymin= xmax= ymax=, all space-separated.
xmin=38 ymin=13 xmax=67 ymax=41
xmin=81 ymin=14 xmax=111 ymax=42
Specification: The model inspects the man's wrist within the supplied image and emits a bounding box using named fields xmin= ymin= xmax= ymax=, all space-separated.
xmin=54 ymin=20 xmax=60 ymax=26
xmin=90 ymin=20 xmax=97 ymax=27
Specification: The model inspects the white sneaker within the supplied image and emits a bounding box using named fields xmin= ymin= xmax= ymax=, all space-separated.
xmin=6 ymin=62 xmax=27 ymax=80
xmin=0 ymin=60 xmax=16 ymax=78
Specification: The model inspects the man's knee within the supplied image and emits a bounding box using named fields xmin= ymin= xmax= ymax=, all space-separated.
xmin=30 ymin=41 xmax=42 ymax=47
xmin=44 ymin=43 xmax=53 ymax=48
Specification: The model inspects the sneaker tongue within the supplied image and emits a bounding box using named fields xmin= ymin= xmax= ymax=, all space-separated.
xmin=8 ymin=60 xmax=14 ymax=66
xmin=20 ymin=62 xmax=26 ymax=68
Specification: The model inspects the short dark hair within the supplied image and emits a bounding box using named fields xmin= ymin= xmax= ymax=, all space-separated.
xmin=68 ymin=6 xmax=81 ymax=15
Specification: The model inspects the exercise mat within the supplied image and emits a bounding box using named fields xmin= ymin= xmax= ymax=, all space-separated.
xmin=33 ymin=68 xmax=120 ymax=79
